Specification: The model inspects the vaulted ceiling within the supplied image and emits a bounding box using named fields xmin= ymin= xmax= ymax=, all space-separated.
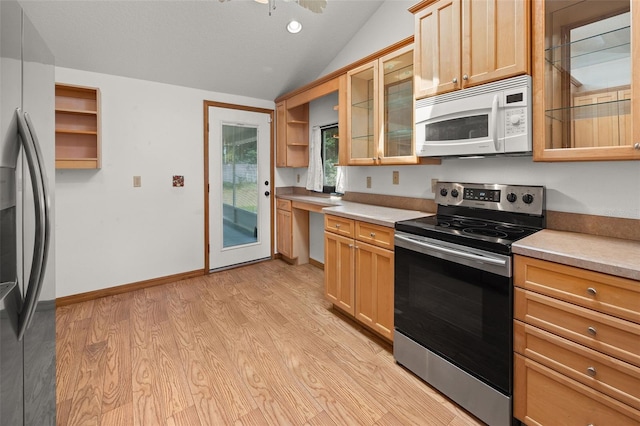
xmin=19 ymin=0 xmax=385 ymax=101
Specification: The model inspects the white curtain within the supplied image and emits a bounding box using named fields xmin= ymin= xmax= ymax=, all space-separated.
xmin=335 ymin=166 xmax=345 ymax=194
xmin=306 ymin=126 xmax=323 ymax=192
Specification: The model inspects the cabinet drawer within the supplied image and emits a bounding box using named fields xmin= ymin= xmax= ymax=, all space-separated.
xmin=514 ymin=354 xmax=640 ymax=426
xmin=514 ymin=288 xmax=640 ymax=367
xmin=515 ymin=255 xmax=640 ymax=323
xmin=514 ymin=320 xmax=640 ymax=409
xmin=355 ymin=221 xmax=394 ymax=250
xmin=325 ymin=215 xmax=354 ymax=237
xmin=276 ymin=198 xmax=292 ymax=211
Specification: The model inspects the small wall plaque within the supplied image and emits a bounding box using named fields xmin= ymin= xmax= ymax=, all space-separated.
xmin=173 ymin=175 xmax=184 ymax=187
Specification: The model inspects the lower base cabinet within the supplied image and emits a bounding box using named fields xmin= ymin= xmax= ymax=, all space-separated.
xmin=513 ymin=255 xmax=640 ymax=425
xmin=324 ymin=214 xmax=394 ymax=341
xmin=276 ymin=200 xmax=292 ymax=259
xmin=355 ymin=241 xmax=394 ymax=340
xmin=514 ymin=354 xmax=640 ymax=425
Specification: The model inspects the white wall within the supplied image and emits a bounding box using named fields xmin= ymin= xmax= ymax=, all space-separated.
xmin=55 ymin=67 xmax=273 ymax=298
xmin=320 ymin=0 xmax=416 ymax=76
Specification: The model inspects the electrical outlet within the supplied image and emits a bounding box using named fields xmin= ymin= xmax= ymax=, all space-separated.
xmin=392 ymin=171 xmax=399 ymax=185
xmin=133 ymin=176 xmax=142 ymax=187
xmin=296 ymin=174 xmax=300 ymax=183
xmin=431 ymin=178 xmax=438 ymax=193
xmin=366 ymin=176 xmax=372 ymax=188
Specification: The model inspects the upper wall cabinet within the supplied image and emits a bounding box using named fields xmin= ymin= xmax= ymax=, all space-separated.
xmin=411 ymin=0 xmax=530 ymax=99
xmin=275 ymin=101 xmax=309 ymax=168
xmin=533 ymin=0 xmax=640 ymax=161
xmin=55 ymin=83 xmax=101 ymax=169
xmin=276 ymin=76 xmax=344 ymax=168
xmin=347 ymin=45 xmax=433 ymax=165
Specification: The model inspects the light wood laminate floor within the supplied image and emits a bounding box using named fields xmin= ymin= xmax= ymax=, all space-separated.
xmin=56 ymin=260 xmax=484 ymax=426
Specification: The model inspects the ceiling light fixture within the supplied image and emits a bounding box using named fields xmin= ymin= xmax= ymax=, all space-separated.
xmin=287 ymin=20 xmax=302 ymax=34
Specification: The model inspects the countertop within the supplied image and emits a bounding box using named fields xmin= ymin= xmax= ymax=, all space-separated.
xmin=513 ymin=229 xmax=640 ymax=281
xmin=276 ymin=193 xmax=431 ymax=227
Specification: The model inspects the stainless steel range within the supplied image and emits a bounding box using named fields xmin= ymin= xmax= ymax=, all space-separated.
xmin=393 ymin=182 xmax=545 ymax=426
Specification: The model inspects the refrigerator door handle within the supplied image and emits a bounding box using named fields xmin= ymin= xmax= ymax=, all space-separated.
xmin=15 ymin=108 xmax=51 ymax=341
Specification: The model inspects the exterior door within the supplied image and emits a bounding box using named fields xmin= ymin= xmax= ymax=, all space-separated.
xmin=207 ymin=105 xmax=272 ymax=270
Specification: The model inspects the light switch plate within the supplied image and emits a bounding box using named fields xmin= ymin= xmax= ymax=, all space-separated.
xmin=133 ymin=176 xmax=141 ymax=187
xmin=366 ymin=176 xmax=372 ymax=188
xmin=392 ymin=171 xmax=399 ymax=185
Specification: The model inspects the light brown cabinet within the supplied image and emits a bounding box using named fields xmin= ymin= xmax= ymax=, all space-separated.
xmin=275 ymin=198 xmax=311 ymax=265
xmin=533 ymin=0 xmax=640 ymax=161
xmin=324 ymin=215 xmax=394 ymax=341
xmin=324 ymin=229 xmax=355 ymax=315
xmin=354 ymin=239 xmax=394 ymax=340
xmin=276 ymin=199 xmax=293 ymax=259
xmin=411 ymin=0 xmax=529 ymax=99
xmin=513 ymin=255 xmax=640 ymax=425
xmin=55 ymin=83 xmax=101 ymax=169
xmin=346 ymin=45 xmax=428 ymax=166
xmin=275 ymin=101 xmax=309 ymax=168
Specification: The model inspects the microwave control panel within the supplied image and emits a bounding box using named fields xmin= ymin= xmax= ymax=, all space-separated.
xmin=505 ymin=109 xmax=526 ymax=136
xmin=504 ymin=87 xmax=528 ymax=138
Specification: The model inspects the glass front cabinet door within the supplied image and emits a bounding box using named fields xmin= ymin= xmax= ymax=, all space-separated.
xmin=346 ymin=45 xmax=419 ymax=165
xmin=533 ymin=0 xmax=640 ymax=161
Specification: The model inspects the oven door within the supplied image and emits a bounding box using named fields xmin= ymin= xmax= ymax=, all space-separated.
xmin=394 ymin=232 xmax=512 ymax=394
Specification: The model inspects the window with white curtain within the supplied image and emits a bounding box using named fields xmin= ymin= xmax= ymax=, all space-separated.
xmin=321 ymin=124 xmax=339 ymax=193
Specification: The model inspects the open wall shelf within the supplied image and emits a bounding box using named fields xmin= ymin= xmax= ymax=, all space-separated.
xmin=55 ymin=83 xmax=101 ymax=169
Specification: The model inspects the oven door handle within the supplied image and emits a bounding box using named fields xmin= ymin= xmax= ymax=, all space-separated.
xmin=395 ymin=234 xmax=507 ymax=267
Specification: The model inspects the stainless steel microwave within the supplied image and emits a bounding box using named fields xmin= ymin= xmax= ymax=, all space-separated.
xmin=415 ymin=75 xmax=532 ymax=158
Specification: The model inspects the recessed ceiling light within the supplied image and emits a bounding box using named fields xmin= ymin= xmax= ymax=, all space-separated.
xmin=287 ymin=20 xmax=302 ymax=34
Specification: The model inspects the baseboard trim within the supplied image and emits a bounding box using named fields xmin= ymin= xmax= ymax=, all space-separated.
xmin=56 ymin=269 xmax=206 ymax=307
xmin=309 ymin=258 xmax=324 ymax=270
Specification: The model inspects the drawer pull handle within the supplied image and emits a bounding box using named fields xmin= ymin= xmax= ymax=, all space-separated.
xmin=335 ymin=224 xmax=340 ymax=228
xmin=587 ymin=366 xmax=597 ymax=376
xmin=587 ymin=287 xmax=597 ymax=296
xmin=587 ymin=326 xmax=597 ymax=336
xmin=370 ymin=232 xmax=376 ymax=237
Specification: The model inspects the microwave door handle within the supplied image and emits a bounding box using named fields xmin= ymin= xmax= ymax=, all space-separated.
xmin=491 ymin=94 xmax=499 ymax=151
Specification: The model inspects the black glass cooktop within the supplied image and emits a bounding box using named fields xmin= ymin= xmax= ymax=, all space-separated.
xmin=395 ymin=214 xmax=542 ymax=255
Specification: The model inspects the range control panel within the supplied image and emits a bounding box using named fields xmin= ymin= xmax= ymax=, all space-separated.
xmin=435 ymin=182 xmax=544 ymax=215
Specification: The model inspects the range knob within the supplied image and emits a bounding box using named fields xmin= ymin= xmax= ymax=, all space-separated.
xmin=506 ymin=193 xmax=517 ymax=203
xmin=440 ymin=188 xmax=448 ymax=196
xmin=522 ymin=193 xmax=534 ymax=204
xmin=451 ymin=189 xmax=459 ymax=198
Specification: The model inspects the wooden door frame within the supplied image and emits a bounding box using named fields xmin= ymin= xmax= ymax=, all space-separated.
xmin=203 ymin=100 xmax=275 ymax=272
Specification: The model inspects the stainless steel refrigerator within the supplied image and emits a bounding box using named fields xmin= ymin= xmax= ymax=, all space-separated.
xmin=1 ymin=1 xmax=56 ymax=424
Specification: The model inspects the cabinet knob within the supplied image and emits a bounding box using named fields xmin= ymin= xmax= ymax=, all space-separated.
xmin=634 ymin=143 xmax=640 ymax=150
xmin=370 ymin=232 xmax=376 ymax=237
xmin=463 ymin=74 xmax=468 ymax=81
xmin=452 ymin=77 xmax=458 ymax=84
xmin=335 ymin=224 xmax=341 ymax=228
xmin=264 ymin=191 xmax=270 ymax=196
xmin=587 ymin=287 xmax=597 ymax=296
xmin=587 ymin=326 xmax=597 ymax=336
xmin=587 ymin=366 xmax=597 ymax=376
